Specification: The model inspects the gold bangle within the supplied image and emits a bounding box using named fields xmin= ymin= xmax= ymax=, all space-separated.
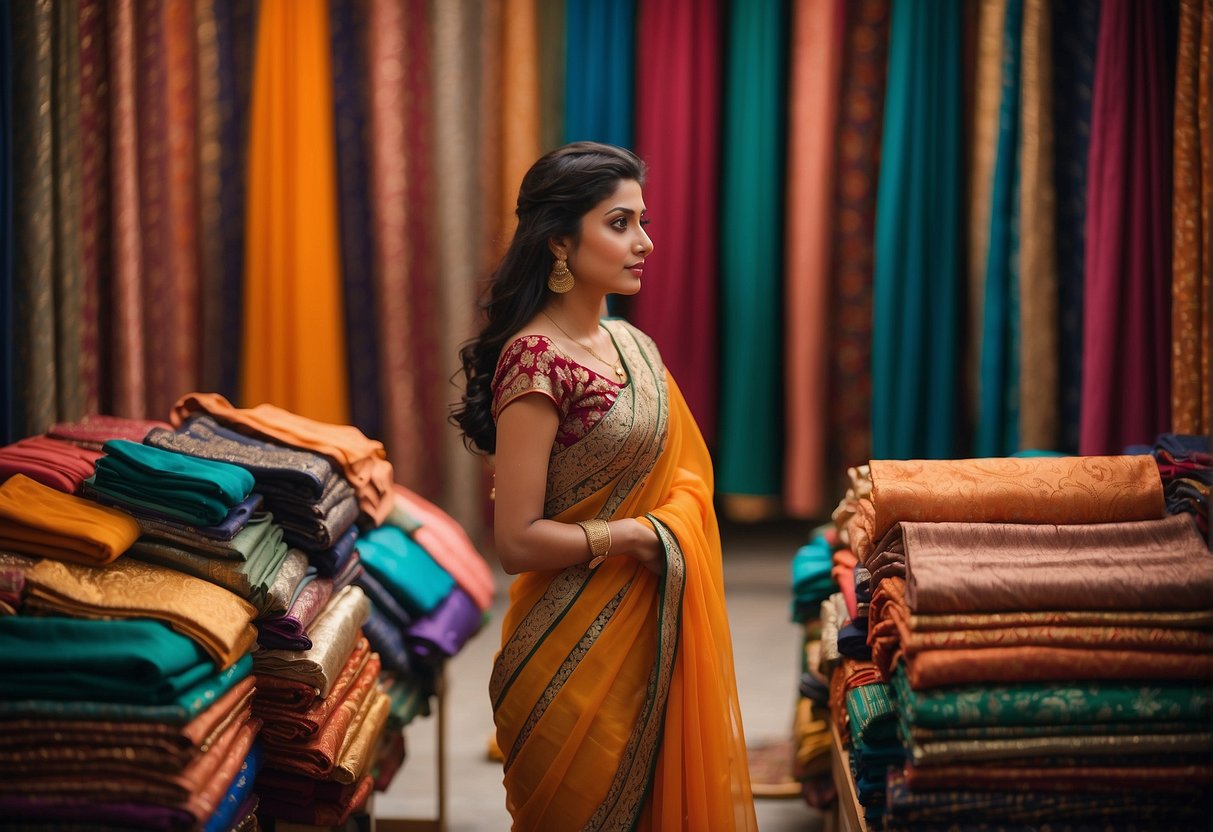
xmin=576 ymin=520 xmax=612 ymax=569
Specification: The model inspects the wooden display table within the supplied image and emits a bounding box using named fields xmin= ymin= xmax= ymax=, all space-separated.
xmin=826 ymin=722 xmax=868 ymax=832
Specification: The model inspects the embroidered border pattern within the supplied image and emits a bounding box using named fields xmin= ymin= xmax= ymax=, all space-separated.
xmin=583 ymin=516 xmax=686 ymax=832
xmin=503 ymin=581 xmax=632 ymax=773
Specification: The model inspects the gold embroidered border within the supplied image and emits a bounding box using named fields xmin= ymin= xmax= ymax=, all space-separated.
xmin=545 ymin=322 xmax=669 ymax=519
xmin=583 ymin=516 xmax=686 ymax=832
xmin=490 ymin=566 xmax=591 ymax=708
xmin=503 ymin=582 xmax=632 ymax=773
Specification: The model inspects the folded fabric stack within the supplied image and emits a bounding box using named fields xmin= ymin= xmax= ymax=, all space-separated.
xmin=48 ymin=414 xmax=175 ymax=449
xmin=251 ymin=584 xmax=388 ymax=826
xmin=0 ymin=474 xmax=140 ymax=566
xmin=0 ymin=435 xmax=103 ymax=493
xmin=146 ymin=415 xmax=361 ymax=572
xmin=0 ymin=614 xmax=262 ymax=831
xmin=838 ymin=455 xmax=1213 ymax=830
xmin=1127 ymin=432 xmax=1212 ymax=535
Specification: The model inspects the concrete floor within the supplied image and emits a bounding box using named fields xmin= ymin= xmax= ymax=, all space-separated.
xmin=376 ymin=520 xmax=826 ymax=832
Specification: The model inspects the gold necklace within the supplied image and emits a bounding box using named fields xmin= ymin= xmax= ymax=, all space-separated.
xmin=542 ymin=311 xmax=626 ymax=381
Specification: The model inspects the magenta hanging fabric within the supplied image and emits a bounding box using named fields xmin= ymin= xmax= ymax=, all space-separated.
xmin=1080 ymin=0 xmax=1175 ymax=454
xmin=631 ymin=0 xmax=723 ymax=445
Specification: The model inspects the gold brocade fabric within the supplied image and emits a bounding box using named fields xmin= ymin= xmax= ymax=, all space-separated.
xmin=333 ymin=688 xmax=391 ymax=785
xmin=23 ymin=557 xmax=257 ymax=669
xmin=253 ymin=585 xmax=370 ymax=698
xmin=0 ymin=474 xmax=141 ymax=565
xmin=845 ymin=456 xmax=1166 ymax=566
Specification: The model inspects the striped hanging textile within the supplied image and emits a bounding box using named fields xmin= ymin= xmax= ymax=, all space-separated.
xmin=871 ymin=0 xmax=964 ymax=461
xmin=1080 ymin=0 xmax=1174 ymax=454
xmin=1171 ymin=0 xmax=1212 ymax=436
xmin=632 ymin=0 xmax=724 ymax=447
xmin=719 ymin=0 xmax=788 ymax=516
xmin=433 ymin=1 xmax=491 ymax=532
xmin=783 ymin=0 xmax=843 ymax=518
xmin=967 ymin=0 xmax=1006 ymax=420
xmin=478 ymin=0 xmax=504 ymax=268
xmin=536 ymin=0 xmax=564 ymax=152
xmin=828 ymin=0 xmax=889 ymax=478
xmin=11 ymin=0 xmax=60 ymax=439
xmin=331 ymin=0 xmax=382 ymax=443
xmin=0 ymin=3 xmax=14 ymax=444
xmin=78 ymin=0 xmax=106 ymax=420
xmin=499 ymin=0 xmax=541 ymax=247
xmin=242 ymin=0 xmax=350 ymax=425
xmin=1051 ymin=0 xmax=1099 ymax=454
xmin=401 ymin=0 xmax=445 ymax=500
xmin=563 ymin=0 xmax=635 ymax=147
xmin=1017 ymin=0 xmax=1059 ymax=452
xmin=107 ymin=0 xmax=147 ymax=419
xmin=976 ymin=0 xmax=1023 ymax=457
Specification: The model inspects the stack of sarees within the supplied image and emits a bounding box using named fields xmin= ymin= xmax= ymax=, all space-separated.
xmin=841 ymin=455 xmax=1213 ymax=830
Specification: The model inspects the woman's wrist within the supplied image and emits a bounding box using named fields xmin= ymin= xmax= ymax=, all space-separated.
xmin=608 ymin=518 xmax=659 ymax=564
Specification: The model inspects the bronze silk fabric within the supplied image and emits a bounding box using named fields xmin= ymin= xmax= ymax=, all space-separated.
xmin=253 ymin=584 xmax=370 ymax=699
xmin=845 ymin=456 xmax=1166 ymax=566
xmin=23 ymin=557 xmax=258 ymax=669
xmin=887 ymin=515 xmax=1213 ymax=613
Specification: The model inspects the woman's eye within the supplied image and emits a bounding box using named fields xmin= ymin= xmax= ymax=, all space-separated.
xmin=611 ymin=217 xmax=628 ymax=230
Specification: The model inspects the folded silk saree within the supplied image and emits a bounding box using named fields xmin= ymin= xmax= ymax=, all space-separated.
xmin=490 ymin=321 xmax=756 ymax=830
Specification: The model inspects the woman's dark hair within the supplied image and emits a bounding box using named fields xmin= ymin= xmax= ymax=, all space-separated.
xmin=451 ymin=141 xmax=646 ymax=454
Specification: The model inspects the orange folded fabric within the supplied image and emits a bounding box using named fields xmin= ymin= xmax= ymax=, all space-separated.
xmin=170 ymin=392 xmax=393 ymax=524
xmin=845 ymin=456 xmax=1166 ymax=566
xmin=0 ymin=474 xmax=140 ymax=565
xmin=23 ymin=557 xmax=258 ymax=669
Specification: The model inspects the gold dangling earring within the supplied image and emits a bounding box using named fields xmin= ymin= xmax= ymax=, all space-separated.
xmin=547 ymin=255 xmax=574 ymax=293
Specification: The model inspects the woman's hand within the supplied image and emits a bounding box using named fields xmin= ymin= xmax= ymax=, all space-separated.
xmin=609 ymin=518 xmax=665 ymax=575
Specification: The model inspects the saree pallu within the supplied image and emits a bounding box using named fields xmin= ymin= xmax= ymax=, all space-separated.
xmin=845 ymin=456 xmax=1166 ymax=565
xmin=491 ymin=321 xmax=756 ymax=830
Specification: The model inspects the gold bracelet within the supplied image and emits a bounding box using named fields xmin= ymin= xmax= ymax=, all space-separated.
xmin=576 ymin=519 xmax=612 ymax=569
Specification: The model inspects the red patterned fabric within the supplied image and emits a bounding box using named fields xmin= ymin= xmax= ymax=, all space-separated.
xmin=490 ymin=334 xmax=624 ymax=450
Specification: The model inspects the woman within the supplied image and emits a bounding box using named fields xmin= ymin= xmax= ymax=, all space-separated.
xmin=453 ymin=142 xmax=757 ymax=830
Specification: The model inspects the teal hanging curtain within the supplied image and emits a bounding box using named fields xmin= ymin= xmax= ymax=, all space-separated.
xmin=975 ymin=0 xmax=1023 ymax=457
xmin=563 ymin=0 xmax=635 ymax=147
xmin=718 ymin=0 xmax=787 ymax=507
xmin=871 ymin=0 xmax=964 ymax=460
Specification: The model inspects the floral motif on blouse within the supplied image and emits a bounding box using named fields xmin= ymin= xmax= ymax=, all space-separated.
xmin=491 ymin=334 xmax=624 ymax=449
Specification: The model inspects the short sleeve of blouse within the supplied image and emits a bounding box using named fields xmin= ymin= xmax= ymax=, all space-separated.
xmin=491 ymin=335 xmax=573 ymax=422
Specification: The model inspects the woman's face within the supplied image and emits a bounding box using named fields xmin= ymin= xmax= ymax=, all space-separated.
xmin=563 ymin=178 xmax=653 ymax=296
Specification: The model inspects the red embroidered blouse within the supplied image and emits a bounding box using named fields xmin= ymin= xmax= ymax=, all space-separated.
xmin=491 ymin=334 xmax=625 ymax=450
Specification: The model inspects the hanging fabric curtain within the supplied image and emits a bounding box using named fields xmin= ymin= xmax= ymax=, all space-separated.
xmin=0 ymin=3 xmax=13 ymax=444
xmin=1170 ymin=0 xmax=1212 ymax=436
xmin=1017 ymin=0 xmax=1059 ymax=452
xmin=783 ymin=0 xmax=843 ymax=518
xmin=967 ymin=0 xmax=1007 ymax=426
xmin=975 ymin=0 xmax=1023 ymax=457
xmin=871 ymin=0 xmax=964 ymax=460
xmin=563 ymin=0 xmax=635 ymax=147
xmin=331 ymin=0 xmax=382 ymax=443
xmin=1080 ymin=0 xmax=1174 ymax=454
xmin=499 ymin=0 xmax=541 ymax=248
xmin=536 ymin=0 xmax=564 ymax=152
xmin=828 ymin=0 xmax=889 ymax=478
xmin=1051 ymin=0 xmax=1099 ymax=455
xmin=632 ymin=0 xmax=724 ymax=446
xmin=719 ymin=0 xmax=788 ymax=516
xmin=242 ymin=0 xmax=349 ymax=425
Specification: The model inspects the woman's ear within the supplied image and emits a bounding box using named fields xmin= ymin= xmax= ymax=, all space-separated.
xmin=548 ymin=236 xmax=570 ymax=260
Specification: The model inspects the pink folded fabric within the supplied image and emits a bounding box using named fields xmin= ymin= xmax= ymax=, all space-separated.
xmin=393 ymin=485 xmax=494 ymax=611
xmin=0 ymin=437 xmax=102 ymax=493
xmin=47 ymin=415 xmax=173 ymax=451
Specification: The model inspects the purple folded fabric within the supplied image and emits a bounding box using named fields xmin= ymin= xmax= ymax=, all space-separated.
xmin=81 ymin=484 xmax=263 ymax=541
xmin=305 ymin=523 xmax=358 ymax=576
xmin=256 ymin=577 xmax=334 ymax=650
xmin=406 ymin=586 xmax=482 ymax=659
xmin=0 ymin=795 xmax=192 ymax=830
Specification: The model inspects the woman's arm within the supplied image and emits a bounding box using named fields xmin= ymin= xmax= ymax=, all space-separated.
xmin=493 ymin=394 xmax=663 ymax=575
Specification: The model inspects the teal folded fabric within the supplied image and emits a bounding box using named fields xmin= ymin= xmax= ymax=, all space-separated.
xmin=357 ymin=525 xmax=455 ymax=617
xmin=0 ymin=616 xmax=216 ymax=704
xmin=847 ymin=682 xmax=899 ymax=746
xmin=91 ymin=439 xmax=253 ymax=525
xmin=0 ymin=653 xmax=253 ymax=724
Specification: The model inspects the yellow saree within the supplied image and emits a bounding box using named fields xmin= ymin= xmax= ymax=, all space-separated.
xmin=490 ymin=320 xmax=757 ymax=830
